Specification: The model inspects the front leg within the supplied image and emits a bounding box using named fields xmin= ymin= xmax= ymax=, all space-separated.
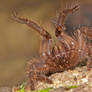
xmin=28 ymin=70 xmax=52 ymax=90
xmin=12 ymin=11 xmax=53 ymax=60
xmin=26 ymin=59 xmax=53 ymax=90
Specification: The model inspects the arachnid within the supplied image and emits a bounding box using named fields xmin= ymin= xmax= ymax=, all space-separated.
xmin=12 ymin=5 xmax=92 ymax=90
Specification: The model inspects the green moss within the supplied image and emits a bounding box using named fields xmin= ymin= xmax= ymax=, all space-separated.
xmin=35 ymin=88 xmax=52 ymax=92
xmin=16 ymin=87 xmax=51 ymax=92
xmin=65 ymin=85 xmax=78 ymax=90
xmin=16 ymin=82 xmax=52 ymax=92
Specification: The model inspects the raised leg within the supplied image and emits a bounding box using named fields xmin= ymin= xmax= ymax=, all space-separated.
xmin=55 ymin=4 xmax=79 ymax=37
xmin=12 ymin=11 xmax=53 ymax=59
xmin=55 ymin=5 xmax=79 ymax=50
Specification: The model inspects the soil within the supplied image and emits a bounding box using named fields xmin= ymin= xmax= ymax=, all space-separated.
xmin=10 ymin=66 xmax=92 ymax=92
xmin=36 ymin=66 xmax=92 ymax=92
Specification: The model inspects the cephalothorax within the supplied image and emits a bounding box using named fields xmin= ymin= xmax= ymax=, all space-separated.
xmin=12 ymin=5 xmax=92 ymax=90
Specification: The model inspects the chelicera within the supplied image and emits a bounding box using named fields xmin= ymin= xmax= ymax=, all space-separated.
xmin=12 ymin=5 xmax=92 ymax=90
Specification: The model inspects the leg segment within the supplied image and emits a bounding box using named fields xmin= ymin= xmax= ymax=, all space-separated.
xmin=40 ymin=37 xmax=53 ymax=59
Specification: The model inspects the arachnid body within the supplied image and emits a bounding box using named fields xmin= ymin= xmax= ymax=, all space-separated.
xmin=12 ymin=5 xmax=92 ymax=90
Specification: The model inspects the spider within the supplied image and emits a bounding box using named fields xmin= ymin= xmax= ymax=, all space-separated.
xmin=12 ymin=4 xmax=92 ymax=90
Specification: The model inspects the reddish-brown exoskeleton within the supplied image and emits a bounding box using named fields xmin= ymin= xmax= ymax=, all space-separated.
xmin=12 ymin=5 xmax=92 ymax=90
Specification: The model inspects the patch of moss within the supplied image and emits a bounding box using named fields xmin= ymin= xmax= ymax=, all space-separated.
xmin=17 ymin=87 xmax=51 ymax=92
xmin=65 ymin=85 xmax=78 ymax=90
xmin=16 ymin=82 xmax=52 ymax=92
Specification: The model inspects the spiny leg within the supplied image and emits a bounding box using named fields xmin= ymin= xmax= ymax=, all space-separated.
xmin=55 ymin=5 xmax=79 ymax=50
xmin=12 ymin=11 xmax=53 ymax=59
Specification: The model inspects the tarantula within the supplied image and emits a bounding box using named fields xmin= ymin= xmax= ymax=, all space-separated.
xmin=12 ymin=5 xmax=92 ymax=90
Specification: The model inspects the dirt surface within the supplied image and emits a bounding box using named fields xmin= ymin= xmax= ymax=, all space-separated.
xmin=36 ymin=66 xmax=92 ymax=92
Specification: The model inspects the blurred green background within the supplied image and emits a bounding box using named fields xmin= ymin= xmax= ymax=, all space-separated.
xmin=0 ymin=0 xmax=92 ymax=87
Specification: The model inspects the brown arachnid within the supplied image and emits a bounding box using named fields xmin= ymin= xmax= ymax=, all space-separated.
xmin=12 ymin=5 xmax=92 ymax=90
